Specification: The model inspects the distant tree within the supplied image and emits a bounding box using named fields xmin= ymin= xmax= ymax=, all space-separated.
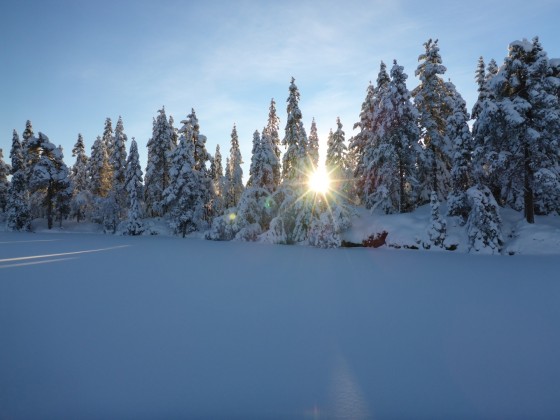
xmin=145 ymin=107 xmax=175 ymax=216
xmin=70 ymin=133 xmax=91 ymax=222
xmin=425 ymin=191 xmax=446 ymax=249
xmin=122 ymin=138 xmax=145 ymax=235
xmin=6 ymin=130 xmax=30 ymax=231
xmin=0 ymin=148 xmax=10 ymax=213
xmin=326 ymin=117 xmax=349 ymax=195
xmin=282 ymin=77 xmax=308 ymax=182
xmin=210 ymin=144 xmax=225 ymax=215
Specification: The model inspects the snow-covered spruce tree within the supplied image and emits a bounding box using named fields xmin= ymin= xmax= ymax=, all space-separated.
xmin=466 ymin=185 xmax=503 ymax=254
xmin=364 ymin=61 xmax=419 ymax=214
xmin=210 ymin=144 xmax=225 ymax=216
xmin=308 ymin=118 xmax=320 ymax=170
xmin=307 ymin=202 xmax=351 ymax=249
xmin=226 ymin=124 xmax=244 ymax=208
xmin=446 ymin=81 xmax=473 ymax=222
xmin=122 ymin=138 xmax=145 ymax=235
xmin=164 ymin=126 xmax=199 ymax=237
xmin=0 ymin=148 xmax=10 ymax=213
xmin=144 ymin=107 xmax=175 ymax=217
xmin=21 ymin=120 xmax=34 ymax=152
xmin=349 ymin=82 xmax=375 ymax=203
xmin=473 ymin=38 xmax=560 ymax=223
xmin=88 ymin=136 xmax=112 ymax=198
xmin=234 ymin=129 xmax=279 ymax=240
xmin=70 ymin=133 xmax=91 ymax=222
xmin=28 ymin=134 xmax=73 ymax=229
xmin=412 ymin=39 xmax=453 ymax=204
xmin=102 ymin=118 xmax=114 ymax=166
xmin=111 ymin=116 xmax=128 ymax=217
xmin=264 ymin=98 xmax=282 ymax=189
xmin=360 ymin=62 xmax=391 ymax=208
xmin=425 ymin=191 xmax=446 ymax=249
xmin=266 ymin=77 xmax=315 ymax=244
xmin=326 ymin=117 xmax=348 ymax=181
xmin=6 ymin=130 xmax=30 ymax=231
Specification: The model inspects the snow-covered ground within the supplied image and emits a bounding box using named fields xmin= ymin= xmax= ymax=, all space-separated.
xmin=1 ymin=221 xmax=559 ymax=419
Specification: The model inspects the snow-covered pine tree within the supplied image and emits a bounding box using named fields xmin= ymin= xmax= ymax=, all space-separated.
xmin=473 ymin=38 xmax=560 ymax=223
xmin=471 ymin=56 xmax=487 ymax=121
xmin=466 ymin=185 xmax=503 ymax=254
xmin=425 ymin=191 xmax=446 ymax=249
xmin=111 ymin=116 xmax=128 ymax=217
xmin=164 ymin=126 xmax=199 ymax=237
xmin=122 ymin=138 xmax=145 ymax=235
xmin=70 ymin=133 xmax=91 ymax=222
xmin=28 ymin=134 xmax=73 ymax=229
xmin=446 ymin=81 xmax=473 ymax=222
xmin=0 ymin=148 xmax=10 ymax=213
xmin=308 ymin=118 xmax=320 ymax=170
xmin=21 ymin=120 xmax=34 ymax=172
xmin=282 ymin=77 xmax=308 ymax=182
xmin=88 ymin=136 xmax=112 ymax=198
xmin=226 ymin=124 xmax=244 ymax=208
xmin=412 ymin=39 xmax=453 ymax=204
xmin=364 ymin=61 xmax=419 ymax=214
xmin=210 ymin=144 xmax=226 ymax=215
xmin=360 ymin=62 xmax=391 ymax=208
xmin=349 ymin=82 xmax=375 ymax=203
xmin=264 ymin=98 xmax=282 ymax=189
xmin=6 ymin=131 xmax=31 ymax=231
xmin=144 ymin=107 xmax=175 ymax=216
xmin=102 ymin=118 xmax=114 ymax=164
xmin=326 ymin=117 xmax=349 ymax=194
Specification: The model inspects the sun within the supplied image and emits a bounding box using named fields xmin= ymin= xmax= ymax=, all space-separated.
xmin=308 ymin=167 xmax=331 ymax=194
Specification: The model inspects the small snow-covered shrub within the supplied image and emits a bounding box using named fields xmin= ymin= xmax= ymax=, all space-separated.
xmin=205 ymin=213 xmax=238 ymax=241
xmin=466 ymin=185 xmax=503 ymax=254
xmin=425 ymin=191 xmax=447 ymax=249
xmin=308 ymin=212 xmax=341 ymax=248
xmin=235 ymin=223 xmax=262 ymax=242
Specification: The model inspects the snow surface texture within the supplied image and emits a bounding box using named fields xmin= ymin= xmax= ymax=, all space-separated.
xmin=1 ymin=230 xmax=559 ymax=419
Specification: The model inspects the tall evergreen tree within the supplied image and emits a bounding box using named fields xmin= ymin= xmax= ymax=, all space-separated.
xmin=226 ymin=124 xmax=244 ymax=208
xmin=412 ymin=39 xmax=453 ymax=203
xmin=282 ymin=77 xmax=308 ymax=182
xmin=102 ymin=118 xmax=114 ymax=162
xmin=6 ymin=130 xmax=30 ymax=231
xmin=366 ymin=60 xmax=419 ymax=213
xmin=308 ymin=118 xmax=320 ymax=169
xmin=111 ymin=116 xmax=128 ymax=208
xmin=28 ymin=134 xmax=73 ymax=229
xmin=326 ymin=117 xmax=348 ymax=178
xmin=0 ymin=148 xmax=11 ymax=213
xmin=70 ymin=133 xmax=91 ymax=222
xmin=264 ymin=98 xmax=282 ymax=188
xmin=446 ymin=81 xmax=473 ymax=222
xmin=122 ymin=138 xmax=145 ymax=235
xmin=145 ymin=107 xmax=175 ymax=216
xmin=88 ymin=136 xmax=112 ymax=198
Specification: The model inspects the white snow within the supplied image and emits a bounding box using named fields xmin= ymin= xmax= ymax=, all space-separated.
xmin=1 ymin=213 xmax=560 ymax=418
xmin=509 ymin=39 xmax=533 ymax=53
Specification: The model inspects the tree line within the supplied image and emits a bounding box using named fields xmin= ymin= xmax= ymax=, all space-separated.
xmin=1 ymin=37 xmax=558 ymax=252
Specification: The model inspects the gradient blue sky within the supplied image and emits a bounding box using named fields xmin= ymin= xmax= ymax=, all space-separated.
xmin=1 ymin=0 xmax=559 ymax=176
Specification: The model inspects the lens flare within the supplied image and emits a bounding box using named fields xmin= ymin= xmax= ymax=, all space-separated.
xmin=308 ymin=167 xmax=331 ymax=194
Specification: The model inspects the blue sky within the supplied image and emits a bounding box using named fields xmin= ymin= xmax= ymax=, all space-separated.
xmin=1 ymin=0 xmax=559 ymax=177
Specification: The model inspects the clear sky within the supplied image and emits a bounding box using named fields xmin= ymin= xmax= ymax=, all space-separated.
xmin=1 ymin=0 xmax=559 ymax=177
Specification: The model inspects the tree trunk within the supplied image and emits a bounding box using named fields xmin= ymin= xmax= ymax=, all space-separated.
xmin=524 ymin=144 xmax=535 ymax=224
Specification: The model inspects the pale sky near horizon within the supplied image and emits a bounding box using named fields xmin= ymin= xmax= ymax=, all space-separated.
xmin=1 ymin=0 xmax=559 ymax=177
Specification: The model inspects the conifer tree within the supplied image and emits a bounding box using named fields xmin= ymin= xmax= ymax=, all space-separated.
xmin=282 ymin=77 xmax=308 ymax=182
xmin=70 ymin=133 xmax=91 ymax=222
xmin=102 ymin=118 xmax=114 ymax=162
xmin=6 ymin=130 xmax=30 ymax=231
xmin=211 ymin=144 xmax=226 ymax=215
xmin=466 ymin=185 xmax=503 ymax=254
xmin=0 ymin=149 xmax=11 ymax=213
xmin=326 ymin=117 xmax=348 ymax=184
xmin=226 ymin=124 xmax=244 ymax=208
xmin=28 ymin=134 xmax=73 ymax=229
xmin=412 ymin=39 xmax=453 ymax=203
xmin=145 ymin=107 xmax=175 ymax=216
xmin=308 ymin=118 xmax=320 ymax=169
xmin=446 ymin=81 xmax=473 ymax=222
xmin=364 ymin=61 xmax=419 ymax=213
xmin=122 ymin=138 xmax=145 ymax=235
xmin=425 ymin=191 xmax=446 ymax=249
xmin=88 ymin=136 xmax=112 ymax=198
xmin=111 ymin=116 xmax=128 ymax=214
xmin=264 ymin=98 xmax=282 ymax=188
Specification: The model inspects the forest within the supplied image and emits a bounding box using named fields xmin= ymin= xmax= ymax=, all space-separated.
xmin=1 ymin=37 xmax=559 ymax=253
